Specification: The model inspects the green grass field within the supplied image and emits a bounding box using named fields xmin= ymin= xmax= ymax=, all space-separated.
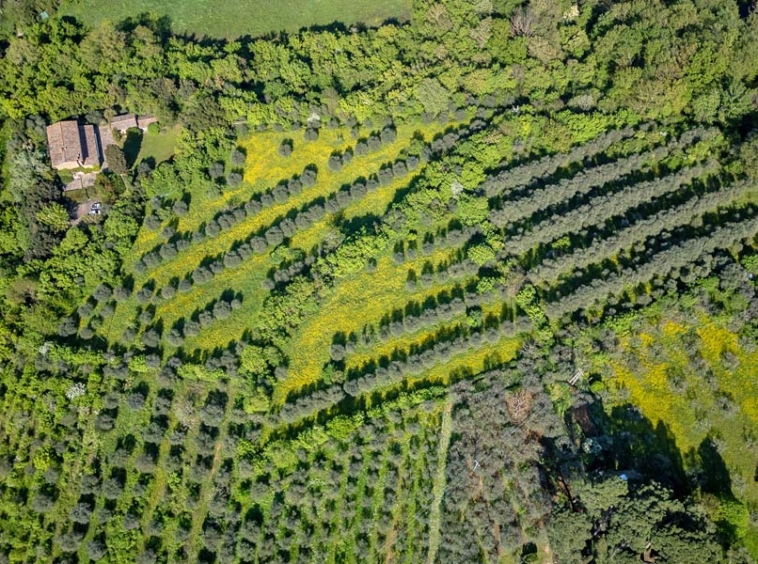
xmin=59 ymin=0 xmax=411 ymax=38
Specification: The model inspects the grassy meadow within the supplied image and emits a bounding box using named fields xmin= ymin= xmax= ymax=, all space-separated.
xmin=59 ymin=0 xmax=411 ymax=38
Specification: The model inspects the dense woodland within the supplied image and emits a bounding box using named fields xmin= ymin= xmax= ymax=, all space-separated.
xmin=0 ymin=0 xmax=758 ymax=562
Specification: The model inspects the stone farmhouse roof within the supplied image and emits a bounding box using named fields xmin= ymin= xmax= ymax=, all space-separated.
xmin=110 ymin=114 xmax=138 ymax=133
xmin=111 ymin=114 xmax=158 ymax=134
xmin=46 ymin=121 xmax=101 ymax=170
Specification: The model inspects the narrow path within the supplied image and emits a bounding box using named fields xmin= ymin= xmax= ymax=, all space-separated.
xmin=426 ymin=399 xmax=454 ymax=564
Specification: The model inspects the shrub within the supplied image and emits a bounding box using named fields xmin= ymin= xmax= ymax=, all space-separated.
xmin=136 ymin=287 xmax=153 ymax=304
xmin=113 ymin=286 xmax=130 ymax=301
xmin=264 ymin=226 xmax=284 ymax=246
xmin=300 ymin=168 xmax=317 ymax=187
xmin=159 ymin=285 xmax=175 ymax=301
xmin=209 ymin=260 xmax=224 ymax=275
xmin=304 ymin=128 xmax=319 ymax=141
xmin=287 ymin=179 xmax=302 ymax=197
xmin=167 ymin=329 xmax=184 ymax=347
xmin=172 ymin=200 xmax=188 ymax=216
xmin=209 ymin=162 xmax=225 ymax=179
xmin=193 ymin=266 xmax=212 ymax=284
xmin=159 ymin=244 xmax=177 ymax=261
xmin=93 ymin=284 xmax=112 ymax=302
xmin=58 ymin=317 xmax=77 ymax=337
xmin=69 ymin=502 xmax=93 ymax=524
xmin=141 ymin=330 xmax=160 ymax=348
xmin=87 ymin=541 xmax=107 ymax=561
xmin=231 ymin=149 xmax=246 ymax=166
xmin=102 ymin=478 xmax=124 ymax=500
xmin=57 ymin=531 xmax=84 ymax=552
xmin=199 ymin=311 xmax=214 ymax=327
xmin=227 ymin=172 xmax=243 ymax=187
xmin=328 ymin=154 xmax=343 ymax=172
xmin=380 ymin=127 xmax=397 ymax=144
xmin=224 ymin=252 xmax=242 ymax=268
xmin=278 ymin=140 xmax=293 ymax=157
xmin=184 ymin=321 xmax=201 ymax=337
xmin=77 ymin=302 xmax=94 ymax=318
xmin=213 ymin=301 xmax=232 ymax=320
xmin=330 ymin=344 xmax=346 ymax=362
xmin=145 ymin=214 xmax=162 ymax=230
xmin=245 ymin=200 xmax=262 ymax=215
xmin=273 ymin=185 xmax=288 ymax=203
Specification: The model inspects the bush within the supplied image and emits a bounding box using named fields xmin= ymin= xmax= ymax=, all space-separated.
xmin=113 ymin=286 xmax=130 ymax=301
xmin=159 ymin=244 xmax=177 ymax=261
xmin=145 ymin=214 xmax=162 ymax=230
xmin=300 ymin=168 xmax=317 ymax=187
xmin=209 ymin=162 xmax=225 ymax=179
xmin=77 ymin=302 xmax=94 ymax=318
xmin=227 ymin=172 xmax=243 ymax=187
xmin=87 ymin=540 xmax=107 ymax=561
xmin=328 ymin=154 xmax=343 ymax=172
xmin=392 ymin=161 xmax=408 ymax=177
xmin=172 ymin=200 xmax=188 ymax=216
xmin=136 ymin=287 xmax=153 ymax=304
xmin=330 ymin=344 xmax=346 ymax=362
xmin=166 ymin=329 xmax=184 ymax=347
xmin=102 ymin=478 xmax=124 ymax=500
xmin=58 ymin=317 xmax=77 ymax=337
xmin=231 ymin=149 xmax=246 ymax=166
xmin=304 ymin=128 xmax=319 ymax=141
xmin=205 ymin=221 xmax=221 ymax=238
xmin=278 ymin=140 xmax=293 ymax=157
xmin=380 ymin=127 xmax=397 ymax=144
xmin=273 ymin=185 xmax=288 ymax=203
xmin=141 ymin=329 xmax=160 ymax=348
xmin=213 ymin=301 xmax=232 ymax=320
xmin=184 ymin=320 xmax=201 ymax=337
xmin=93 ymin=284 xmax=112 ymax=302
xmin=161 ymin=284 xmax=176 ymax=300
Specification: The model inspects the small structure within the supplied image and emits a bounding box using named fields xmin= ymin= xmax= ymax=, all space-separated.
xmin=46 ymin=121 xmax=101 ymax=170
xmin=110 ymin=114 xmax=158 ymax=135
xmin=110 ymin=114 xmax=138 ymax=134
xmin=137 ymin=115 xmax=158 ymax=130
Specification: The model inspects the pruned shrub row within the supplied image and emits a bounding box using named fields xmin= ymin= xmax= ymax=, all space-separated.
xmin=544 ymin=210 xmax=758 ymax=319
xmin=503 ymin=161 xmax=718 ymax=256
xmin=135 ymin=167 xmax=318 ymax=270
xmin=278 ymin=315 xmax=533 ymax=425
xmin=482 ymin=125 xmax=645 ymax=197
xmin=530 ymin=179 xmax=757 ymax=284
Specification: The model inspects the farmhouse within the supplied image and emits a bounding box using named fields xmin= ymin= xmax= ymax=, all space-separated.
xmin=46 ymin=121 xmax=101 ymax=170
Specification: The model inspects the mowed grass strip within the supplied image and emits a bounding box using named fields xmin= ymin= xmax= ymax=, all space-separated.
xmin=59 ymin=0 xmax=411 ymax=40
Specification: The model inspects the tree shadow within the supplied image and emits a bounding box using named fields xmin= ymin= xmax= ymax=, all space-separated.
xmin=123 ymin=129 xmax=143 ymax=168
xmin=566 ymin=394 xmax=745 ymax=545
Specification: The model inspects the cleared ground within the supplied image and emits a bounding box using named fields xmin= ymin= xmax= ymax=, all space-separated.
xmin=59 ymin=0 xmax=411 ymax=38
